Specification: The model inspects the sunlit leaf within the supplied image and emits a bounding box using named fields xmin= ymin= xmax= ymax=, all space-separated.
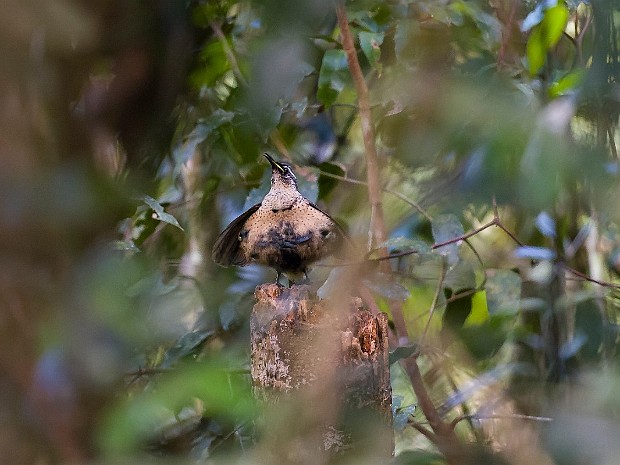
xmin=464 ymin=290 xmax=489 ymax=325
xmin=549 ymin=70 xmax=585 ymax=98
xmin=526 ymin=4 xmax=569 ymax=74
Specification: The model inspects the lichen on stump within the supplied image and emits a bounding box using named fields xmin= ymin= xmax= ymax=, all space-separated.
xmin=250 ymin=283 xmax=392 ymax=458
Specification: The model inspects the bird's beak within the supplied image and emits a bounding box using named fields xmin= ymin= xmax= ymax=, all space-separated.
xmin=264 ymin=153 xmax=284 ymax=173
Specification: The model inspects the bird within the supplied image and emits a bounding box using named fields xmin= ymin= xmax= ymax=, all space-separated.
xmin=212 ymin=153 xmax=348 ymax=285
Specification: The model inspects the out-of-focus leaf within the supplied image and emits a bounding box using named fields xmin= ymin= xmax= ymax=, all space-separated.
xmin=389 ymin=344 xmax=418 ymax=365
xmin=431 ymin=214 xmax=464 ymax=266
xmin=442 ymin=289 xmax=474 ymax=335
xmin=559 ymin=333 xmax=587 ymax=359
xmin=549 ymin=70 xmax=584 ymax=98
xmin=574 ymin=299 xmax=604 ymax=361
xmin=318 ymin=49 xmax=350 ymax=106
xmin=443 ymin=260 xmax=477 ymax=291
xmin=359 ymin=31 xmax=384 ymax=70
xmin=485 ymin=269 xmax=521 ymax=315
xmin=393 ymin=403 xmax=416 ymax=431
xmin=363 ymin=272 xmax=411 ymax=301
xmin=526 ymin=4 xmax=569 ymax=74
xmin=464 ymin=290 xmax=489 ymax=325
xmin=296 ymin=172 xmax=319 ymax=203
xmin=111 ymin=240 xmax=140 ymax=253
xmin=459 ymin=314 xmax=512 ymax=359
xmin=393 ymin=450 xmax=446 ymax=465
xmin=143 ymin=196 xmax=184 ymax=231
xmin=317 ymin=162 xmax=345 ymax=199
xmin=526 ymin=27 xmax=546 ymax=75
xmin=540 ymin=5 xmax=569 ymax=47
xmin=99 ymin=361 xmax=255 ymax=454
xmin=536 ymin=211 xmax=556 ymax=237
xmin=438 ymin=364 xmax=514 ymax=415
xmin=522 ymin=0 xmax=558 ymax=32
xmin=378 ymin=237 xmax=432 ymax=255
xmin=160 ymin=330 xmax=216 ymax=369
xmin=514 ymin=246 xmax=556 ymax=260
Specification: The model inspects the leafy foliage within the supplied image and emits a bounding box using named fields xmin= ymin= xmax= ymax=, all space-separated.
xmin=3 ymin=0 xmax=620 ymax=464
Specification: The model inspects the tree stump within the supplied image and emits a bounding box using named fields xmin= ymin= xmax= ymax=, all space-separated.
xmin=250 ymin=283 xmax=392 ymax=462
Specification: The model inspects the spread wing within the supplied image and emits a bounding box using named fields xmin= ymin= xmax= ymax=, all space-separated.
xmin=212 ymin=204 xmax=260 ymax=266
xmin=308 ymin=201 xmax=354 ymax=252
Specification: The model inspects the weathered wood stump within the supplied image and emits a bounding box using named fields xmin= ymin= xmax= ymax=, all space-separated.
xmin=251 ymin=283 xmax=392 ymax=462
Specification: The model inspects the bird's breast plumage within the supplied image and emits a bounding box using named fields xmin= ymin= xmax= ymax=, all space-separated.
xmin=239 ymin=197 xmax=340 ymax=272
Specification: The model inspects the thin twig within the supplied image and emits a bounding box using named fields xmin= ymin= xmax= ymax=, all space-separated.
xmin=317 ymin=170 xmax=433 ymax=221
xmin=562 ymin=264 xmax=620 ymax=289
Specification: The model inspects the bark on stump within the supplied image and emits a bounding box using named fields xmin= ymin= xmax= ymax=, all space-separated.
xmin=250 ymin=283 xmax=392 ymax=461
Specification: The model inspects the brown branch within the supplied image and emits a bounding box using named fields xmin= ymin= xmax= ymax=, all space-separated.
xmin=562 ymin=264 xmax=620 ymax=289
xmin=336 ymin=3 xmax=387 ymax=250
xmin=334 ymin=6 xmax=460 ymax=456
xmin=408 ymin=419 xmax=439 ymax=442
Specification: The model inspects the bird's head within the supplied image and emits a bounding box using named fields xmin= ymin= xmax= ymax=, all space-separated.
xmin=264 ymin=153 xmax=297 ymax=188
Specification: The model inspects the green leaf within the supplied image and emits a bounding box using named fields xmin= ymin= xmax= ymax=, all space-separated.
xmin=393 ymin=403 xmax=416 ymax=431
xmin=389 ymin=344 xmax=418 ymax=365
xmin=359 ymin=31 xmax=384 ymax=70
xmin=377 ymin=236 xmax=432 ymax=255
xmin=160 ymin=330 xmax=217 ymax=369
xmin=485 ymin=270 xmax=521 ymax=315
xmin=317 ymin=162 xmax=345 ymax=199
xmin=526 ymin=27 xmax=546 ymax=75
xmin=431 ymin=214 xmax=464 ymax=266
xmin=549 ymin=70 xmax=584 ymax=98
xmin=363 ymin=272 xmax=411 ymax=301
xmin=318 ymin=49 xmax=350 ymax=106
xmin=142 ymin=196 xmax=184 ymax=231
xmin=526 ymin=4 xmax=569 ymax=74
xmin=541 ymin=5 xmax=569 ymax=48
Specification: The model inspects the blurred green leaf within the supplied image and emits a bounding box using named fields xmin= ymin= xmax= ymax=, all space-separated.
xmin=143 ymin=196 xmax=184 ymax=231
xmin=389 ymin=344 xmax=419 ymax=365
xmin=485 ymin=270 xmax=521 ymax=315
xmin=431 ymin=214 xmax=464 ymax=266
xmin=318 ymin=49 xmax=350 ymax=106
xmin=160 ymin=330 xmax=217 ymax=369
xmin=526 ymin=4 xmax=569 ymax=74
xmin=363 ymin=272 xmax=411 ymax=301
xmin=549 ymin=70 xmax=585 ymax=98
xmin=359 ymin=31 xmax=384 ymax=70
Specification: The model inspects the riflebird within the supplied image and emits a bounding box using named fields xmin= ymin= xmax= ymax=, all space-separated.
xmin=212 ymin=154 xmax=348 ymax=284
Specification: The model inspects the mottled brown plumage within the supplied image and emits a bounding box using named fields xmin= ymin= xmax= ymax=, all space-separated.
xmin=212 ymin=154 xmax=347 ymax=284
